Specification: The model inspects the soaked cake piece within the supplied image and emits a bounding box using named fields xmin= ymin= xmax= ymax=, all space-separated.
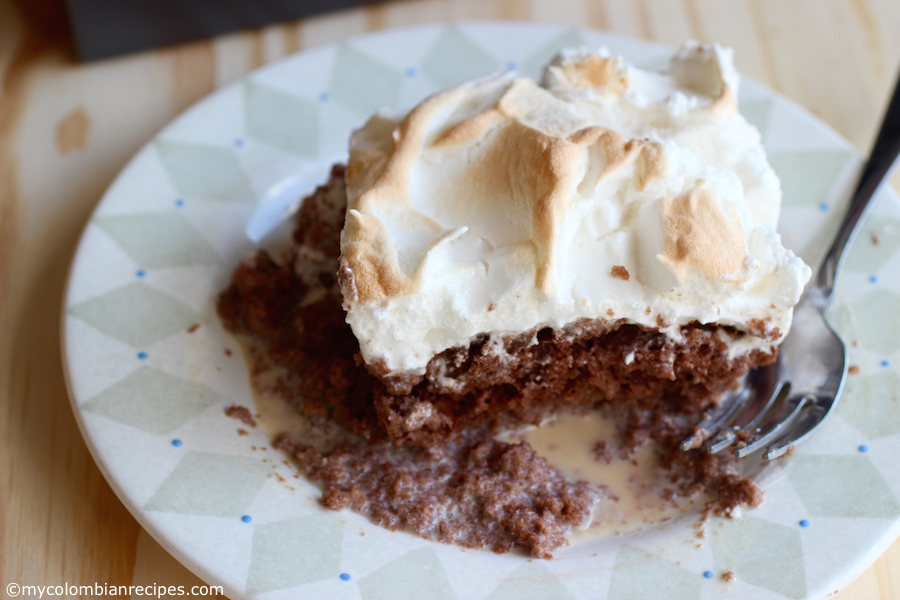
xmin=274 ymin=432 xmax=600 ymax=559
xmin=218 ymin=41 xmax=810 ymax=557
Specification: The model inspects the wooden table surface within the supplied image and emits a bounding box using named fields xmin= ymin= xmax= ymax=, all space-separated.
xmin=1 ymin=0 xmax=899 ymax=598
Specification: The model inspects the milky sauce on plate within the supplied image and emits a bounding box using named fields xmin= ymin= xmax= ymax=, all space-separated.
xmin=502 ymin=412 xmax=704 ymax=541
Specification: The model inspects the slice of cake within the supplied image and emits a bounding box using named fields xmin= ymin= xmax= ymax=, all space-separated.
xmin=218 ymin=40 xmax=811 ymax=557
xmin=336 ymin=41 xmax=810 ymax=444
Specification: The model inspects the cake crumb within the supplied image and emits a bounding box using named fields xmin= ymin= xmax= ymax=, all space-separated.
xmin=275 ymin=432 xmax=600 ymax=559
xmin=237 ymin=428 xmax=249 ymax=436
xmin=693 ymin=519 xmax=707 ymax=539
xmin=871 ymin=229 xmax=881 ymax=246
xmin=682 ymin=426 xmax=709 ymax=450
xmin=187 ymin=323 xmax=201 ymax=333
xmin=592 ymin=440 xmax=614 ymax=463
xmin=611 ymin=265 xmax=630 ymax=280
xmin=225 ymin=404 xmax=257 ymax=427
xmin=848 ymin=365 xmax=860 ymax=375
xmin=722 ymin=571 xmax=736 ymax=582
xmin=224 ymin=348 xmax=233 ymax=357
xmin=487 ymin=303 xmax=497 ymax=311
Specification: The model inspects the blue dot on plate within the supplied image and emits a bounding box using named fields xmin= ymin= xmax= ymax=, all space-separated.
xmin=799 ymin=519 xmax=810 ymax=527
xmin=136 ymin=269 xmax=146 ymax=278
xmin=235 ymin=138 xmax=244 ymax=147
xmin=175 ymin=198 xmax=185 ymax=207
xmin=819 ymin=203 xmax=829 ymax=211
xmin=137 ymin=352 xmax=148 ymax=360
xmin=870 ymin=275 xmax=879 ymax=283
xmin=506 ymin=60 xmax=518 ymax=71
xmin=882 ymin=360 xmax=891 ymax=367
xmin=339 ymin=573 xmax=351 ymax=582
xmin=171 ymin=439 xmax=182 ymax=447
xmin=241 ymin=515 xmax=252 ymax=523
xmin=859 ymin=444 xmax=869 ymax=453
xmin=405 ymin=66 xmax=417 ymax=77
xmin=703 ymin=571 xmax=714 ymax=579
xmin=318 ymin=91 xmax=330 ymax=102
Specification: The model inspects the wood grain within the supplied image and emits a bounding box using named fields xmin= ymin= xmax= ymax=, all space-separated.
xmin=164 ymin=39 xmax=217 ymax=116
xmin=0 ymin=1 xmax=142 ymax=592
xmin=1 ymin=0 xmax=898 ymax=598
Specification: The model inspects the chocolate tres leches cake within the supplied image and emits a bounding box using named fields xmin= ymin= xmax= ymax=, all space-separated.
xmin=218 ymin=41 xmax=811 ymax=557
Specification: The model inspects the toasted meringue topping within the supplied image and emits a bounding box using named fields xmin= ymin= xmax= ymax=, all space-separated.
xmin=660 ymin=182 xmax=748 ymax=282
xmin=338 ymin=41 xmax=811 ymax=376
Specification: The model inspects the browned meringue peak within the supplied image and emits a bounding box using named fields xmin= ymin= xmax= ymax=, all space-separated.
xmin=542 ymin=53 xmax=630 ymax=93
xmin=544 ymin=41 xmax=738 ymax=115
xmin=670 ymin=40 xmax=738 ymax=112
xmin=659 ymin=182 xmax=749 ymax=283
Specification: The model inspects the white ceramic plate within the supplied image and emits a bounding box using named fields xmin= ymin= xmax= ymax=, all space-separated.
xmin=63 ymin=22 xmax=900 ymax=600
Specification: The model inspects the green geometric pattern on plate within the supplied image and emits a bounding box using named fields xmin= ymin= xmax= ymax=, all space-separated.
xmin=711 ymin=517 xmax=806 ymax=599
xmin=768 ymin=149 xmax=855 ymax=207
xmin=607 ymin=544 xmax=700 ymax=600
xmin=244 ymin=81 xmax=319 ymax=156
xmin=842 ymin=217 xmax=900 ymax=273
xmin=520 ymin=29 xmax=587 ymax=80
xmin=156 ymin=140 xmax=255 ymax=203
xmin=326 ymin=44 xmax=404 ymax=115
xmin=829 ymin=288 xmax=900 ymax=355
xmin=787 ymin=455 xmax=900 ymax=519
xmin=68 ymin=281 xmax=202 ymax=347
xmin=421 ymin=27 xmax=502 ymax=88
xmin=837 ymin=371 xmax=900 ymax=438
xmin=485 ymin=560 xmax=575 ymax=600
xmin=245 ymin=516 xmax=343 ymax=595
xmin=357 ymin=547 xmax=455 ymax=600
xmin=741 ymin=97 xmax=774 ymax=137
xmin=144 ymin=451 xmax=269 ymax=517
xmin=82 ymin=366 xmax=222 ymax=434
xmin=95 ymin=212 xmax=219 ymax=268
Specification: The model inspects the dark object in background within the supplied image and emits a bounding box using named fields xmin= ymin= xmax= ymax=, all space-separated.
xmin=65 ymin=0 xmax=382 ymax=61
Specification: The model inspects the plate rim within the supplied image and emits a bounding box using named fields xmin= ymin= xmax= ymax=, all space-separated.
xmin=61 ymin=20 xmax=900 ymax=600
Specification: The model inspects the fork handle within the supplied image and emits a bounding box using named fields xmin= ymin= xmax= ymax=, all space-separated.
xmin=816 ymin=69 xmax=900 ymax=301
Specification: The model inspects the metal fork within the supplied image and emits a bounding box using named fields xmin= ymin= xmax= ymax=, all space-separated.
xmin=682 ymin=72 xmax=900 ymax=461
